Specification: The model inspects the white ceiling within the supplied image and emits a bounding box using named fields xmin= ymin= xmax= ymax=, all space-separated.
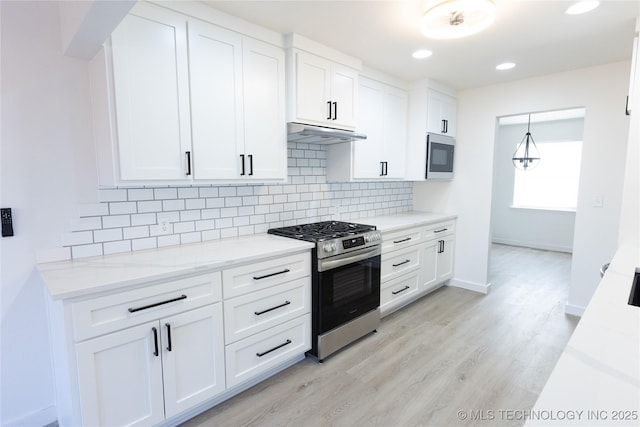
xmin=203 ymin=0 xmax=639 ymax=90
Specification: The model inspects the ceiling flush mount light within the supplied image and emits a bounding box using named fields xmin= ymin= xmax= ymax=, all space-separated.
xmin=496 ymin=62 xmax=516 ymax=70
xmin=566 ymin=1 xmax=600 ymax=15
xmin=421 ymin=0 xmax=496 ymax=40
xmin=412 ymin=49 xmax=433 ymax=59
xmin=512 ymin=114 xmax=541 ymax=171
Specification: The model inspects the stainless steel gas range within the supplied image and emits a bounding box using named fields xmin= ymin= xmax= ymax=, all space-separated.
xmin=268 ymin=221 xmax=381 ymax=362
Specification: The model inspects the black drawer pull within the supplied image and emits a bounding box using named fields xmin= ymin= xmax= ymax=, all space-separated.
xmin=434 ymin=228 xmax=448 ymax=233
xmin=392 ymin=259 xmax=411 ymax=267
xmin=392 ymin=285 xmax=410 ymax=295
xmin=165 ymin=323 xmax=172 ymax=352
xmin=152 ymin=327 xmax=159 ymax=357
xmin=128 ymin=294 xmax=187 ymax=313
xmin=253 ymin=269 xmax=290 ymax=280
xmin=393 ymin=237 xmax=412 ymax=244
xmin=255 ymin=301 xmax=291 ymax=316
xmin=256 ymin=339 xmax=292 ymax=357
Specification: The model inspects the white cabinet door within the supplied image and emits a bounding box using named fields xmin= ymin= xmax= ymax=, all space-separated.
xmin=242 ymin=38 xmax=287 ymax=180
xmin=110 ymin=7 xmax=191 ymax=181
xmin=436 ymin=236 xmax=455 ymax=282
xmin=187 ymin=20 xmax=243 ymax=180
xmin=162 ymin=304 xmax=225 ymax=418
xmin=330 ymin=63 xmax=358 ymax=128
xmin=292 ymin=51 xmax=357 ymax=130
xmin=353 ymin=79 xmax=385 ymax=178
xmin=382 ymin=87 xmax=408 ymax=178
xmin=427 ymin=89 xmax=456 ymax=137
xmin=76 ymin=321 xmax=165 ymax=427
xmin=421 ymin=239 xmax=438 ymax=291
xmin=294 ymin=51 xmax=332 ymax=125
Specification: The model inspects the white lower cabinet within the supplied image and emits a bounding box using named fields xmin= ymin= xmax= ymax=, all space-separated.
xmin=49 ymin=251 xmax=311 ymax=426
xmin=380 ymin=220 xmax=456 ymax=317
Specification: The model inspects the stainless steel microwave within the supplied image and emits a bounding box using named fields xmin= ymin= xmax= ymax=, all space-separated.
xmin=426 ymin=133 xmax=455 ymax=180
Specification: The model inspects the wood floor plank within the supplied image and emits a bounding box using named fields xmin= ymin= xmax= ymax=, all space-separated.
xmin=180 ymin=244 xmax=579 ymax=427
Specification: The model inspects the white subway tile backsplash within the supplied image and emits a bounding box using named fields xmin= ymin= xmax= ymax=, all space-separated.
xmin=131 ymin=213 xmax=157 ymax=226
xmin=138 ymin=201 xmax=163 ymax=213
xmin=109 ymin=202 xmax=137 ymax=215
xmin=72 ymin=244 xmax=103 ymax=259
xmin=132 ymin=237 xmax=157 ymax=251
xmin=128 ymin=189 xmax=154 ymax=201
xmin=102 ymin=215 xmax=131 ymax=229
xmin=94 ymin=228 xmax=123 ymax=243
xmin=64 ymin=142 xmax=412 ymax=258
xmin=104 ymin=240 xmax=132 ymax=255
xmin=155 ymin=188 xmax=177 ymax=200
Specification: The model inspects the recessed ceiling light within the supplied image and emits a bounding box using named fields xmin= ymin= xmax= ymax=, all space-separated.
xmin=412 ymin=49 xmax=433 ymax=59
xmin=496 ymin=62 xmax=516 ymax=70
xmin=566 ymin=1 xmax=600 ymax=15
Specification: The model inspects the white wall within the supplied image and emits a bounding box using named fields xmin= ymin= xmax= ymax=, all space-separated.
xmin=414 ymin=61 xmax=631 ymax=310
xmin=1 ymin=1 xmax=97 ymax=425
xmin=491 ymin=118 xmax=585 ymax=253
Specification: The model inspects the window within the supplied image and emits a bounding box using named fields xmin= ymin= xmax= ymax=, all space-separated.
xmin=512 ymin=140 xmax=582 ymax=210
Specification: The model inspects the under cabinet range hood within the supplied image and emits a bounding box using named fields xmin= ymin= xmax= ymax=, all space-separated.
xmin=287 ymin=122 xmax=367 ymax=144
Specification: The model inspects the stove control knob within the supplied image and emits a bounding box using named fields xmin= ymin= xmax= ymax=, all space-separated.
xmin=323 ymin=243 xmax=336 ymax=253
xmin=331 ymin=243 xmax=337 ymax=251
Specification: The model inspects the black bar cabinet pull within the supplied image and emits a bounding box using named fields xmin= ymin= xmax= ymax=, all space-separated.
xmin=254 ymin=301 xmax=291 ymax=316
xmin=332 ymin=101 xmax=338 ymax=120
xmin=434 ymin=228 xmax=448 ymax=233
xmin=327 ymin=101 xmax=332 ymax=120
xmin=438 ymin=240 xmax=445 ymax=253
xmin=253 ymin=268 xmax=290 ymax=280
xmin=393 ymin=237 xmax=411 ymax=244
xmin=393 ymin=259 xmax=411 ymax=267
xmin=185 ymin=151 xmax=192 ymax=176
xmin=128 ymin=294 xmax=187 ymax=313
xmin=380 ymin=161 xmax=385 ymax=176
xmin=152 ymin=327 xmax=159 ymax=357
xmin=165 ymin=323 xmax=172 ymax=352
xmin=240 ymin=154 xmax=246 ymax=176
xmin=626 ymin=95 xmax=631 ymax=116
xmin=256 ymin=339 xmax=292 ymax=357
xmin=248 ymin=154 xmax=253 ymax=176
xmin=392 ymin=285 xmax=410 ymax=295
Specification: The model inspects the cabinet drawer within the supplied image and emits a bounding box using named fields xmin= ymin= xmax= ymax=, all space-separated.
xmin=223 ymin=252 xmax=310 ymax=299
xmin=72 ymin=272 xmax=222 ymax=341
xmin=224 ymin=278 xmax=310 ymax=344
xmin=381 ymin=245 xmax=421 ymax=282
xmin=380 ymin=271 xmax=420 ymax=315
xmin=225 ymin=315 xmax=311 ymax=388
xmin=381 ymin=227 xmax=422 ymax=252
xmin=424 ymin=221 xmax=455 ymax=240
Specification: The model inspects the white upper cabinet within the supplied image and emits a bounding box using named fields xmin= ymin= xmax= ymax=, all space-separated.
xmin=286 ymin=35 xmax=360 ymax=130
xmin=326 ymin=76 xmax=408 ymax=182
xmin=109 ymin=7 xmax=192 ymax=182
xmin=93 ymin=3 xmax=287 ymax=186
xmin=292 ymin=51 xmax=358 ymax=129
xmin=187 ymin=21 xmax=286 ymax=181
xmin=426 ymin=88 xmax=457 ymax=137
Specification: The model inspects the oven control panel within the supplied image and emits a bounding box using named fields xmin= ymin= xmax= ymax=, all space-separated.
xmin=343 ymin=236 xmax=365 ymax=249
xmin=317 ymin=231 xmax=382 ymax=259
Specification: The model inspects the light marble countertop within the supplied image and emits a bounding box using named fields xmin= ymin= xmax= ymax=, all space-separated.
xmin=39 ymin=234 xmax=314 ymax=300
xmin=359 ymin=211 xmax=457 ymax=232
xmin=527 ymin=245 xmax=640 ymax=426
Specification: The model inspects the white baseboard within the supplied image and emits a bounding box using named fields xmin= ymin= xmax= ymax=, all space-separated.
xmin=564 ymin=303 xmax=585 ymax=317
xmin=492 ymin=238 xmax=572 ymax=254
xmin=2 ymin=405 xmax=57 ymax=427
xmin=448 ymin=278 xmax=491 ymax=295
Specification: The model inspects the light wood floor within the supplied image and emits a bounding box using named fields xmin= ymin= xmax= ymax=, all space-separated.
xmin=181 ymin=244 xmax=579 ymax=427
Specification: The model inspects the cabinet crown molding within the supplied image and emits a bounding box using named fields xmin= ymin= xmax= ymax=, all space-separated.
xmin=284 ymin=33 xmax=362 ymax=70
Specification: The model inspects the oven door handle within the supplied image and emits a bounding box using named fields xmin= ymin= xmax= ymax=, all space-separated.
xmin=318 ymin=246 xmax=381 ymax=272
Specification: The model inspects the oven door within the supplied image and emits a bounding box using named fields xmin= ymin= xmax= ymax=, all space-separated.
xmin=316 ymin=246 xmax=381 ymax=334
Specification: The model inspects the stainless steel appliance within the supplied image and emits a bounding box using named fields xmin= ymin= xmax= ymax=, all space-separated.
xmin=426 ymin=132 xmax=455 ymax=180
xmin=287 ymin=122 xmax=367 ymax=145
xmin=268 ymin=221 xmax=381 ymax=361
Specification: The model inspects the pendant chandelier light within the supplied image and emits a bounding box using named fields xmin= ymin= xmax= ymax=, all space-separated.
xmin=421 ymin=0 xmax=496 ymax=39
xmin=512 ymin=114 xmax=541 ymax=171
